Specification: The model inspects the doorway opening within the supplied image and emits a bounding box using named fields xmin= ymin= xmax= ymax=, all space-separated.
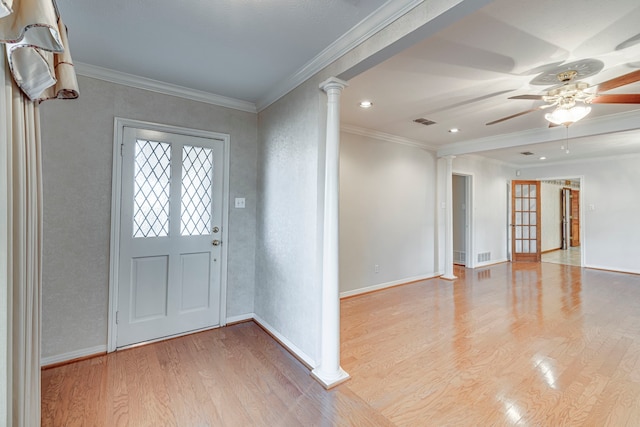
xmin=453 ymin=174 xmax=473 ymax=267
xmin=539 ymin=178 xmax=583 ymax=267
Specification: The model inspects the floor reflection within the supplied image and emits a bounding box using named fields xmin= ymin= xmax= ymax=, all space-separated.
xmin=509 ymin=263 xmax=544 ymax=336
xmin=339 ymin=261 xmax=640 ymax=425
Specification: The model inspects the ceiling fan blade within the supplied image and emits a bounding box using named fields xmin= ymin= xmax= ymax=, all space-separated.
xmin=508 ymin=95 xmax=545 ymax=100
xmin=486 ymin=104 xmax=554 ymax=126
xmin=590 ymin=94 xmax=640 ymax=104
xmin=486 ymin=108 xmax=540 ymax=125
xmin=595 ymin=70 xmax=640 ymax=93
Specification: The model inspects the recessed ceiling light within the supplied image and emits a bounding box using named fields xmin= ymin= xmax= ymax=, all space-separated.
xmin=449 ymin=128 xmax=460 ymax=133
xmin=359 ymin=100 xmax=373 ymax=108
xmin=539 ymin=156 xmax=547 ymax=160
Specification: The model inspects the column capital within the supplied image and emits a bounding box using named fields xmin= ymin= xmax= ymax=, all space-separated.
xmin=320 ymin=77 xmax=348 ymax=93
xmin=442 ymin=155 xmax=456 ymax=161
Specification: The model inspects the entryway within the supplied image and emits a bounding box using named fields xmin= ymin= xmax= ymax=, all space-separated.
xmin=540 ymin=178 xmax=582 ymax=267
xmin=453 ymin=173 xmax=472 ymax=267
xmin=108 ymin=119 xmax=230 ymax=350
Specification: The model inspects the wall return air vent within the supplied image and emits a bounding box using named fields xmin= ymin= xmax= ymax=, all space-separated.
xmin=477 ymin=252 xmax=491 ymax=263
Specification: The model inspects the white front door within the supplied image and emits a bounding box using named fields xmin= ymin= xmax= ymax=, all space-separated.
xmin=116 ymin=126 xmax=225 ymax=348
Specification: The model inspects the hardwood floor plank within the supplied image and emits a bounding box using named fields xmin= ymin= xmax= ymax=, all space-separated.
xmin=42 ymin=263 xmax=640 ymax=426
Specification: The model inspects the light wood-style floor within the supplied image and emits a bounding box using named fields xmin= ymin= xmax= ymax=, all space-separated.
xmin=42 ymin=262 xmax=640 ymax=426
xmin=542 ymin=246 xmax=582 ymax=267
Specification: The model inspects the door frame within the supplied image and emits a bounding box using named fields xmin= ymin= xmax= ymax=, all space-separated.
xmin=107 ymin=118 xmax=230 ymax=352
xmin=452 ymin=172 xmax=474 ymax=268
xmin=538 ymin=175 xmax=585 ymax=267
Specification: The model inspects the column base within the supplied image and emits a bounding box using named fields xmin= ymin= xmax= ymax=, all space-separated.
xmin=440 ymin=274 xmax=457 ymax=281
xmin=311 ymin=367 xmax=350 ymax=389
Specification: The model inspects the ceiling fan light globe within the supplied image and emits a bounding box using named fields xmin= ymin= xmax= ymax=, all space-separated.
xmin=545 ymin=106 xmax=591 ymax=125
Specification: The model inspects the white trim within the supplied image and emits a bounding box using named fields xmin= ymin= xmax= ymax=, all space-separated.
xmin=107 ymin=120 xmax=124 ymax=352
xmin=585 ymin=265 xmax=640 ymax=276
xmin=518 ymin=150 xmax=640 ymax=169
xmin=474 ymin=258 xmax=509 ymax=268
xmin=218 ymin=132 xmax=231 ymax=327
xmin=256 ymin=0 xmax=424 ymax=111
xmin=532 ymin=174 xmax=586 ymax=267
xmin=341 ymin=124 xmax=436 ymax=151
xmin=339 ymin=273 xmax=440 ymax=298
xmin=438 ymin=110 xmax=640 ymax=158
xmin=75 ymin=63 xmax=257 ymax=114
xmin=311 ymin=367 xmax=350 ymax=390
xmin=40 ymin=345 xmax=107 ymax=367
xmin=226 ymin=313 xmax=253 ymax=324
xmin=108 ymin=118 xmax=231 ymax=352
xmin=74 ymin=1 xmax=423 ymax=115
xmin=452 ymin=171 xmax=475 ymax=268
xmin=74 ymin=1 xmax=424 ymax=114
xmin=116 ymin=325 xmax=221 ymax=351
xmin=252 ymin=314 xmax=317 ymax=369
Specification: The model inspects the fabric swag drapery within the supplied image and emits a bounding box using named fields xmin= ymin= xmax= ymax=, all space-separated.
xmin=1 ymin=0 xmax=78 ymax=425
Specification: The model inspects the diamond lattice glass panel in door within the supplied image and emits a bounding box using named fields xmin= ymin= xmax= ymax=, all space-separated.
xmin=133 ymin=139 xmax=171 ymax=238
xmin=181 ymin=145 xmax=213 ymax=236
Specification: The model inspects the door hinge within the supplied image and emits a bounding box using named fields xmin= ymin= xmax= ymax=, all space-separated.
xmin=116 ymin=311 xmax=120 ymax=324
xmin=120 ymin=143 xmax=124 ymax=156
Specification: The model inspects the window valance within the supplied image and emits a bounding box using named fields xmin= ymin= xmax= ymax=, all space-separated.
xmin=0 ymin=0 xmax=78 ymax=102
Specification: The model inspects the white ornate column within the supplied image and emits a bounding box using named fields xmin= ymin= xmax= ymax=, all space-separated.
xmin=311 ymin=77 xmax=350 ymax=389
xmin=441 ymin=155 xmax=457 ymax=280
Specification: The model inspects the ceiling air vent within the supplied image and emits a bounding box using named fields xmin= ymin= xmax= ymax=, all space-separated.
xmin=520 ymin=151 xmax=535 ymax=156
xmin=413 ymin=118 xmax=437 ymax=126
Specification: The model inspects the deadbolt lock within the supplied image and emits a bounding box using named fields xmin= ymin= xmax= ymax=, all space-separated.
xmin=212 ymin=226 xmax=220 ymax=233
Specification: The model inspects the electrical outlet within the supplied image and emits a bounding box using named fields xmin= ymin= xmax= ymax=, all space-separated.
xmin=235 ymin=197 xmax=246 ymax=208
xmin=374 ymin=264 xmax=379 ymax=273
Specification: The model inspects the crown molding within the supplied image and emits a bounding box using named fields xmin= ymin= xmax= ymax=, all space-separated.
xmin=255 ymin=0 xmax=424 ymax=112
xmin=341 ymin=124 xmax=436 ymax=151
xmin=75 ymin=62 xmax=257 ymax=114
xmin=517 ymin=149 xmax=640 ymax=169
xmin=437 ymin=109 xmax=640 ymax=158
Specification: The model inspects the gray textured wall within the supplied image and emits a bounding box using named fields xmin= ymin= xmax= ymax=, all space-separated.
xmin=39 ymin=76 xmax=257 ymax=360
xmin=255 ymin=77 xmax=324 ymax=363
xmin=252 ymin=0 xmax=479 ymax=365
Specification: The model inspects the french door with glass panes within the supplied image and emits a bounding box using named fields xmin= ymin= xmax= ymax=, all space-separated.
xmin=116 ymin=127 xmax=224 ymax=348
xmin=511 ymin=180 xmax=541 ymax=262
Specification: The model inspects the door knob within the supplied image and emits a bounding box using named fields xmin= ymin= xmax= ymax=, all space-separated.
xmin=212 ymin=240 xmax=222 ymax=246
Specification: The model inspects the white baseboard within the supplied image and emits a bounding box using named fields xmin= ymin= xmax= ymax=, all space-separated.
xmin=41 ymin=344 xmax=107 ymax=367
xmin=340 ymin=273 xmax=440 ymax=299
xmin=474 ymin=258 xmax=509 ymax=268
xmin=226 ymin=313 xmax=254 ymax=324
xmin=585 ymin=264 xmax=640 ymax=275
xmin=252 ymin=314 xmax=317 ymax=370
xmin=40 ymin=314 xmax=318 ymax=370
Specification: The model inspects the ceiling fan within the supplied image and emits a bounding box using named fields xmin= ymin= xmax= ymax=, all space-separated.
xmin=486 ymin=68 xmax=640 ymax=126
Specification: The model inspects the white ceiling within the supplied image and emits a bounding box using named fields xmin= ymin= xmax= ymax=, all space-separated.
xmin=58 ymin=0 xmax=640 ymax=166
xmin=341 ymin=0 xmax=640 ymax=166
